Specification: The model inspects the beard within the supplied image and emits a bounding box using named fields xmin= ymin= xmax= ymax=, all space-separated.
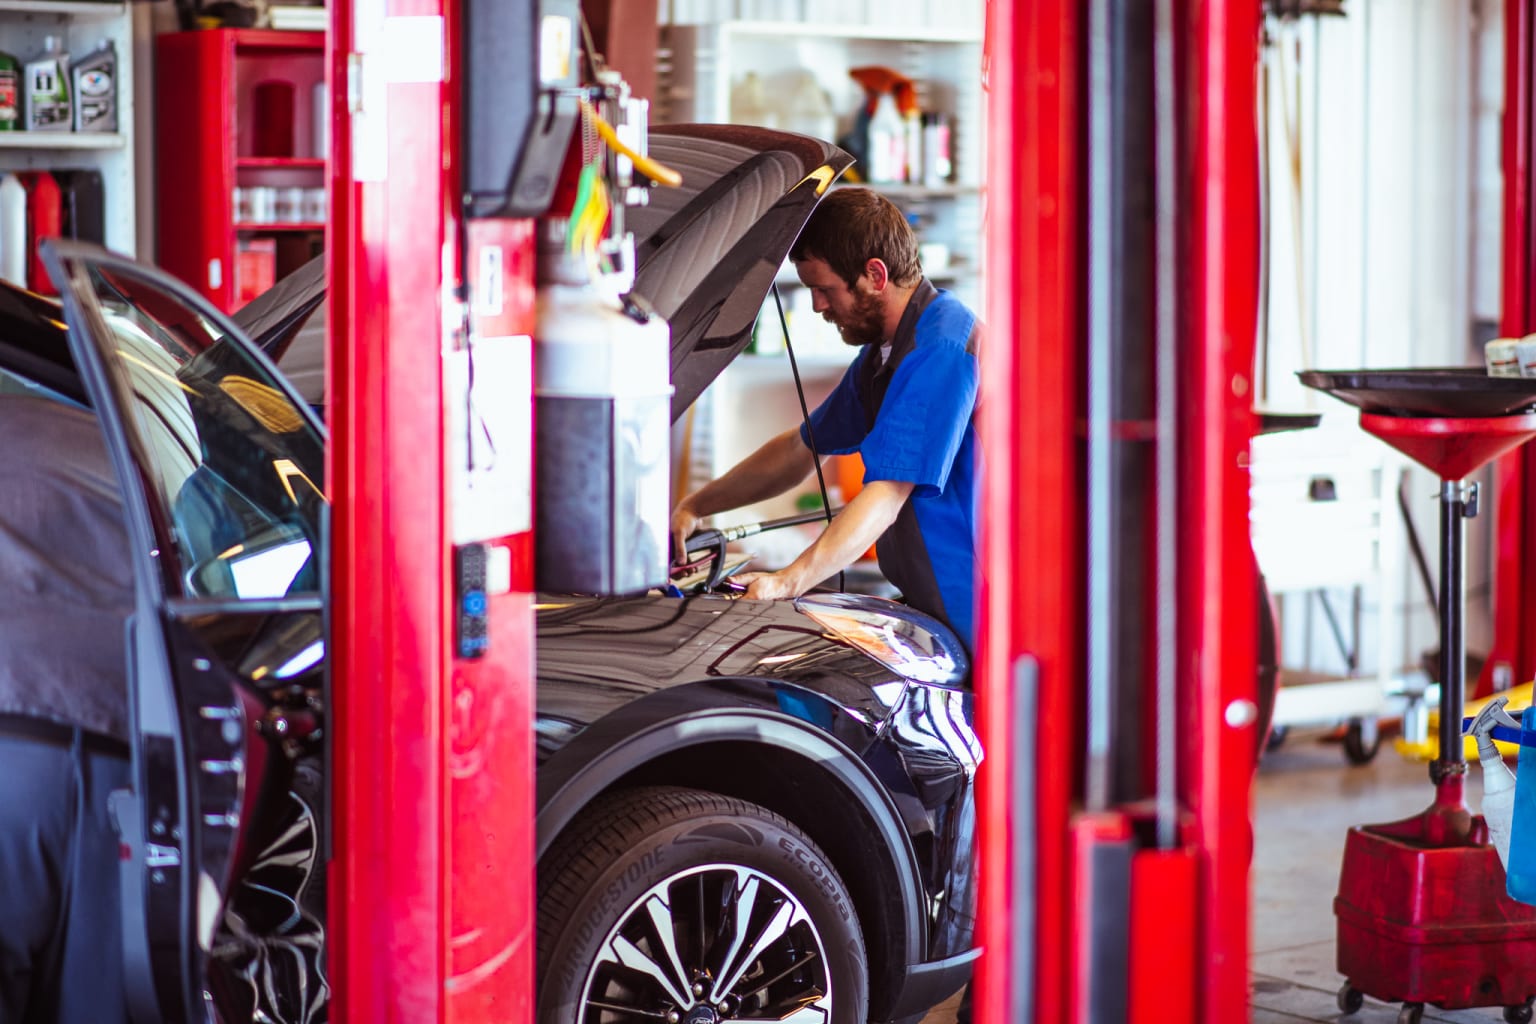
xmin=828 ymin=287 xmax=885 ymax=347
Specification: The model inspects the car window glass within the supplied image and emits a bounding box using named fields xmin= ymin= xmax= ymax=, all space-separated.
xmin=80 ymin=262 xmax=325 ymax=600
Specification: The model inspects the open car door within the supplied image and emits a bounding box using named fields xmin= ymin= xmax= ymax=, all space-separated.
xmin=41 ymin=240 xmax=330 ymax=1024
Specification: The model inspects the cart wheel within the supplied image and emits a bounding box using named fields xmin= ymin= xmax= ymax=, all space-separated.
xmin=1267 ymin=724 xmax=1290 ymax=753
xmin=1343 ymin=719 xmax=1381 ymax=765
xmin=1505 ymin=999 xmax=1535 ymax=1024
xmin=1397 ymin=1003 xmax=1424 ymax=1024
xmin=1336 ymin=982 xmax=1363 ymax=1015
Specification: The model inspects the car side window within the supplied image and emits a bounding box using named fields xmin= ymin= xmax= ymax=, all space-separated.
xmin=79 ymin=263 xmax=325 ymax=600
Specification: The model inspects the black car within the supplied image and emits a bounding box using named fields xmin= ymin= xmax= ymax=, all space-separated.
xmin=4 ymin=124 xmax=980 ymax=1023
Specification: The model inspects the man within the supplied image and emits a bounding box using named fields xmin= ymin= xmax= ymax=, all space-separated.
xmin=0 ymin=394 xmax=133 ymax=1024
xmin=671 ymin=187 xmax=981 ymax=650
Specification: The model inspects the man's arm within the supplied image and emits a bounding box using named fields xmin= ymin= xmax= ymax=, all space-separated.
xmin=671 ymin=427 xmax=822 ymax=559
xmin=736 ymin=478 xmax=914 ymax=601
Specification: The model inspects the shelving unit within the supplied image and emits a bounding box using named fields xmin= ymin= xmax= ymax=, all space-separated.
xmin=0 ymin=0 xmax=135 ymax=255
xmin=155 ymin=28 xmax=325 ymax=312
xmin=657 ymin=14 xmax=984 ymax=310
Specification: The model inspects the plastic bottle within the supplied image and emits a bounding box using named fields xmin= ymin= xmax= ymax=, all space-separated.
xmin=922 ymin=111 xmax=953 ymax=187
xmin=1474 ymin=711 xmax=1519 ymax=869
xmin=0 ymin=50 xmax=21 ymax=132
xmin=0 ymin=173 xmax=26 ymax=286
xmin=783 ymin=71 xmax=835 ymax=142
xmin=865 ymin=91 xmax=904 ymax=184
xmin=903 ymin=109 xmax=923 ymax=183
xmin=24 ymin=36 xmax=70 ymax=133
xmin=71 ymin=41 xmax=116 ymax=133
xmin=312 ymin=80 xmax=327 ymax=159
xmin=728 ymin=72 xmax=778 ymax=129
xmin=21 ymin=171 xmax=61 ymax=295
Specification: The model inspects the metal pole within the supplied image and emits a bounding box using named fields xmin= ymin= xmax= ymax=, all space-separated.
xmin=1152 ymin=0 xmax=1179 ymax=852
xmin=1433 ymin=479 xmax=1468 ymax=783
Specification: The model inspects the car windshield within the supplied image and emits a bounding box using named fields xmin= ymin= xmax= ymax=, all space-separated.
xmin=80 ymin=261 xmax=325 ymax=600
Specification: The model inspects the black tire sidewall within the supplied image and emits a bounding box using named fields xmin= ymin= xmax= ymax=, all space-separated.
xmin=540 ymin=807 xmax=867 ymax=1022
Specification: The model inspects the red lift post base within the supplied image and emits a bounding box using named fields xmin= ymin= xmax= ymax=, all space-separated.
xmin=1332 ymin=412 xmax=1536 ymax=1021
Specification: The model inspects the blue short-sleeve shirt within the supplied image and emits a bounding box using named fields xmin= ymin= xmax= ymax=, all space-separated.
xmin=800 ymin=281 xmax=980 ymax=650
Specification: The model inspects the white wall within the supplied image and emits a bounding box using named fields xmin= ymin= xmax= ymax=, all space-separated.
xmin=1257 ymin=0 xmax=1497 ymax=683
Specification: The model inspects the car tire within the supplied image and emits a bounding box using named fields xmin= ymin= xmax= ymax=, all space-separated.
xmin=537 ymin=785 xmax=868 ymax=1023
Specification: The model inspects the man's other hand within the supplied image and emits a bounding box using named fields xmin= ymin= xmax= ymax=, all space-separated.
xmin=735 ymin=570 xmax=806 ymax=602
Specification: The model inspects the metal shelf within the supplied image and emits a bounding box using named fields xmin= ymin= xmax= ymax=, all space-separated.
xmin=0 ymin=0 xmax=125 ymax=17
xmin=710 ymin=19 xmax=983 ymax=44
xmin=0 ymin=131 xmax=124 ymax=149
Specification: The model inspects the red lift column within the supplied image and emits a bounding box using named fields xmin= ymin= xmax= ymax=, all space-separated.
xmin=1489 ymin=0 xmax=1536 ymax=696
xmin=976 ymin=2 xmax=1259 ymax=1022
xmin=328 ymin=0 xmax=536 ymax=1019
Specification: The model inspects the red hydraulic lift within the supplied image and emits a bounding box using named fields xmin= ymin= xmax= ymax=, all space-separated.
xmin=327 ymin=0 xmax=540 ymax=1018
xmin=976 ymin=1 xmax=1260 ymax=1021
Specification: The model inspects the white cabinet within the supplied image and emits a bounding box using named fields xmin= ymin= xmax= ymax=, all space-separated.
xmin=1250 ymin=415 xmax=1408 ymax=740
xmin=0 ymin=1 xmax=134 ymax=254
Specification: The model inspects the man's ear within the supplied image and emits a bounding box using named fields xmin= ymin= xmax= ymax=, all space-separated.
xmin=863 ymin=258 xmax=890 ymax=291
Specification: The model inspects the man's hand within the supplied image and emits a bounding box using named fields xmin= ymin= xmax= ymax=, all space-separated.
xmin=670 ymin=500 xmax=703 ymax=565
xmin=734 ymin=569 xmax=808 ymax=602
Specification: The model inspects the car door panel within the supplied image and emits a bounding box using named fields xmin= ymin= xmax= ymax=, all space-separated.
xmin=42 ymin=240 xmax=328 ymax=1024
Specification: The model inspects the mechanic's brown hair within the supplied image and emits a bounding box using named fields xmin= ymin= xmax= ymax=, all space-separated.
xmin=789 ymin=187 xmax=923 ymax=289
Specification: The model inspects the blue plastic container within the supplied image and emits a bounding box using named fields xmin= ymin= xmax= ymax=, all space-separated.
xmin=1511 ymin=706 xmax=1536 ymax=904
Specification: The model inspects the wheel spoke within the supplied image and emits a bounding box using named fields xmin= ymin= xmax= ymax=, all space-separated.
xmin=643 ymin=894 xmax=693 ymax=1006
xmin=735 ymin=994 xmax=832 ymax=1023
xmin=735 ymin=951 xmax=820 ymax=1002
xmin=711 ymin=895 xmax=794 ymax=1003
xmin=586 ymin=999 xmax=675 ymax=1021
xmin=597 ymin=932 xmax=695 ymax=1009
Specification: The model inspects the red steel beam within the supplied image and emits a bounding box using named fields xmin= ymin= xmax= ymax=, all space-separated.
xmin=1185 ymin=1 xmax=1260 ymax=1019
xmin=1489 ymin=0 xmax=1536 ymax=699
xmin=329 ymin=0 xmax=535 ymax=1019
xmin=976 ymin=0 xmax=1082 ymax=1020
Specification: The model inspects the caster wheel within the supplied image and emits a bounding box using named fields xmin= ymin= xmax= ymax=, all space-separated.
xmin=1336 ymin=982 xmax=1363 ymax=1015
xmin=1398 ymin=1003 xmax=1424 ymax=1024
xmin=1506 ymin=999 xmax=1535 ymax=1024
xmin=1266 ymin=723 xmax=1289 ymax=753
xmin=1344 ymin=718 xmax=1381 ymax=765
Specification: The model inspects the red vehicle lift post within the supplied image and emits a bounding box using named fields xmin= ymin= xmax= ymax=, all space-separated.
xmin=1489 ymin=0 xmax=1536 ymax=696
xmin=327 ymin=0 xmax=537 ymax=1018
xmin=976 ymin=2 xmax=1259 ymax=1021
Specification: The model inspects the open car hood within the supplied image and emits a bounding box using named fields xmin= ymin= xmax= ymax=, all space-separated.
xmin=627 ymin=125 xmax=853 ymax=420
xmin=227 ymin=126 xmax=853 ymax=418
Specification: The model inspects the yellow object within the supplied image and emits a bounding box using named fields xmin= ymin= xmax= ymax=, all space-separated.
xmin=578 ymin=100 xmax=682 ymax=189
xmin=1392 ymin=680 xmax=1533 ymax=762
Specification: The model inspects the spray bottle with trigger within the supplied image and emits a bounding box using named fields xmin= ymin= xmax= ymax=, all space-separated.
xmin=844 ymin=66 xmax=916 ymax=185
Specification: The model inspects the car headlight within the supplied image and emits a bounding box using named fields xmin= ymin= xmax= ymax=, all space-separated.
xmin=793 ymin=592 xmax=969 ymax=685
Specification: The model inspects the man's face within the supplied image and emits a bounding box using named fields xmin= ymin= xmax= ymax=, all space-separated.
xmin=794 ymin=256 xmax=884 ymax=347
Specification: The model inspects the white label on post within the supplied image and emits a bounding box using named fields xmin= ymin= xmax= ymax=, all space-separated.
xmin=447 ymin=336 xmax=533 ymax=543
xmin=208 ymin=258 xmax=222 ymax=290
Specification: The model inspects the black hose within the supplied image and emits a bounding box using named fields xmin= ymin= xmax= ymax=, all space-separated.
xmin=772 ymin=283 xmax=843 ymax=593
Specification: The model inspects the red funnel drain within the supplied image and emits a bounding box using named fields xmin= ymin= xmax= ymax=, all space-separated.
xmin=1359 ymin=412 xmax=1536 ymax=480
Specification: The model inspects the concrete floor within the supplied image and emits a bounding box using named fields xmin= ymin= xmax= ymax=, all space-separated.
xmin=1253 ymin=727 xmax=1513 ymax=1022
